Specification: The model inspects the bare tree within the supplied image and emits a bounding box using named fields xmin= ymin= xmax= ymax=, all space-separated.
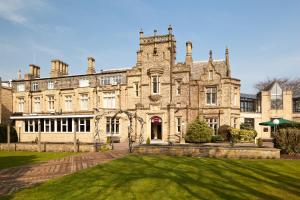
xmin=255 ymin=77 xmax=300 ymax=96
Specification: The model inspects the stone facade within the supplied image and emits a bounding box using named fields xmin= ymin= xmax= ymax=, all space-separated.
xmin=240 ymin=82 xmax=300 ymax=139
xmin=0 ymin=81 xmax=12 ymax=124
xmin=10 ymin=27 xmax=240 ymax=144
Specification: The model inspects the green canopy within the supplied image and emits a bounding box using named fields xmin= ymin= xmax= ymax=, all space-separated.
xmin=259 ymin=118 xmax=299 ymax=127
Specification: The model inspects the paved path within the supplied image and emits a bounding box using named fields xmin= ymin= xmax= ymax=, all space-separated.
xmin=0 ymin=150 xmax=128 ymax=196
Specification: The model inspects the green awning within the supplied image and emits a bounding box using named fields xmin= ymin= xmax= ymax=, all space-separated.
xmin=259 ymin=118 xmax=299 ymax=127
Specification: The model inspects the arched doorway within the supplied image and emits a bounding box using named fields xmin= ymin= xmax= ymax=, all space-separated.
xmin=151 ymin=116 xmax=162 ymax=140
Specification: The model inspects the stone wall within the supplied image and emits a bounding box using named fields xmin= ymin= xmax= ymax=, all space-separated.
xmin=133 ymin=145 xmax=280 ymax=159
xmin=0 ymin=142 xmax=98 ymax=152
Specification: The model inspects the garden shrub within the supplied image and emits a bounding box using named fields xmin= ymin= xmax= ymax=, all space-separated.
xmin=229 ymin=128 xmax=240 ymax=146
xmin=274 ymin=128 xmax=300 ymax=154
xmin=146 ymin=137 xmax=150 ymax=145
xmin=211 ymin=135 xmax=224 ymax=143
xmin=185 ymin=118 xmax=213 ymax=143
xmin=239 ymin=129 xmax=256 ymax=142
xmin=0 ymin=124 xmax=18 ymax=143
xmin=217 ymin=125 xmax=231 ymax=141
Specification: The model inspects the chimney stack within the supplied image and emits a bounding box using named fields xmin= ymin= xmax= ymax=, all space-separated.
xmin=86 ymin=57 xmax=95 ymax=74
xmin=50 ymin=59 xmax=69 ymax=78
xmin=25 ymin=64 xmax=40 ymax=80
xmin=185 ymin=41 xmax=193 ymax=67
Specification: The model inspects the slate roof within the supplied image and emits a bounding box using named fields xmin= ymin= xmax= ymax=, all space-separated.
xmin=191 ymin=60 xmax=227 ymax=80
xmin=240 ymin=93 xmax=257 ymax=99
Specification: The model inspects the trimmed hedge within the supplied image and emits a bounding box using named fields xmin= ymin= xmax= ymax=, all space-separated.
xmin=0 ymin=124 xmax=18 ymax=143
xmin=185 ymin=118 xmax=213 ymax=143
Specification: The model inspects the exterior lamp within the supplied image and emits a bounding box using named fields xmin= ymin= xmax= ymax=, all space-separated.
xmin=273 ymin=119 xmax=280 ymax=136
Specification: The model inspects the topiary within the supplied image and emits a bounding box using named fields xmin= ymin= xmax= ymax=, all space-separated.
xmin=185 ymin=118 xmax=213 ymax=143
xmin=217 ymin=125 xmax=231 ymax=141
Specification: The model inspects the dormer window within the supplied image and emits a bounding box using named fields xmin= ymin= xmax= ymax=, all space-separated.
xmin=270 ymin=82 xmax=283 ymax=110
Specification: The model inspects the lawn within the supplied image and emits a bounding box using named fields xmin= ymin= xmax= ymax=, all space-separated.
xmin=2 ymin=155 xmax=300 ymax=200
xmin=0 ymin=151 xmax=77 ymax=169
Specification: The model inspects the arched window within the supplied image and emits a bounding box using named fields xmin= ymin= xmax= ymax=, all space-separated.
xmin=270 ymin=82 xmax=283 ymax=109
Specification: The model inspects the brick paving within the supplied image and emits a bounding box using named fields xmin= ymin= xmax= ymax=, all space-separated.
xmin=0 ymin=150 xmax=128 ymax=196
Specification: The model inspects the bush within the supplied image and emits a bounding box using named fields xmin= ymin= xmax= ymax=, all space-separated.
xmin=239 ymin=129 xmax=256 ymax=142
xmin=106 ymin=137 xmax=111 ymax=144
xmin=217 ymin=125 xmax=231 ymax=141
xmin=257 ymin=138 xmax=263 ymax=148
xmin=146 ymin=137 xmax=150 ymax=145
xmin=229 ymin=128 xmax=240 ymax=146
xmin=274 ymin=128 xmax=300 ymax=154
xmin=185 ymin=118 xmax=213 ymax=143
xmin=0 ymin=124 xmax=18 ymax=143
xmin=211 ymin=135 xmax=224 ymax=143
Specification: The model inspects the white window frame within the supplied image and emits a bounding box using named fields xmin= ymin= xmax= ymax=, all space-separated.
xmin=103 ymin=92 xmax=116 ymax=109
xmin=151 ymin=75 xmax=160 ymax=94
xmin=33 ymin=97 xmax=41 ymax=112
xmin=206 ymin=87 xmax=217 ymax=105
xmin=80 ymin=94 xmax=89 ymax=110
xmin=65 ymin=95 xmax=72 ymax=111
xmin=32 ymin=82 xmax=39 ymax=91
xmin=78 ymin=118 xmax=91 ymax=133
xmin=206 ymin=118 xmax=218 ymax=134
xmin=48 ymin=96 xmax=55 ymax=111
xmin=176 ymin=117 xmax=181 ymax=133
xmin=17 ymin=83 xmax=25 ymax=92
xmin=18 ymin=97 xmax=24 ymax=112
xmin=106 ymin=117 xmax=120 ymax=135
xmin=48 ymin=81 xmax=54 ymax=90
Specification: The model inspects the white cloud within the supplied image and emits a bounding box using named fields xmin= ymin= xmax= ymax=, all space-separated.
xmin=0 ymin=0 xmax=46 ymax=24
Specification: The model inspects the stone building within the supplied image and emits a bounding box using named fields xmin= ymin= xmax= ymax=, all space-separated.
xmin=240 ymin=81 xmax=300 ymax=139
xmin=10 ymin=27 xmax=240 ymax=144
xmin=0 ymin=79 xmax=12 ymax=125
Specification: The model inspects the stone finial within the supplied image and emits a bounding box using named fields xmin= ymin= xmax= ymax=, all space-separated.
xmin=186 ymin=41 xmax=192 ymax=56
xmin=185 ymin=41 xmax=193 ymax=66
xmin=225 ymin=47 xmax=230 ymax=66
xmin=168 ymin=25 xmax=173 ymax=35
xmin=209 ymin=50 xmax=213 ymax=62
xmin=139 ymin=28 xmax=144 ymax=38
xmin=18 ymin=70 xmax=22 ymax=80
xmin=225 ymin=47 xmax=231 ymax=77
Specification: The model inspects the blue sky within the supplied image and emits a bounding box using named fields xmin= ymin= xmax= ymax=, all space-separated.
xmin=0 ymin=0 xmax=299 ymax=93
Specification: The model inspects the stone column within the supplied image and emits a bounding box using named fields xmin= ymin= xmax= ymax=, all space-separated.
xmin=38 ymin=119 xmax=42 ymax=152
xmin=73 ymin=119 xmax=77 ymax=152
xmin=168 ymin=103 xmax=176 ymax=143
xmin=7 ymin=124 xmax=10 ymax=151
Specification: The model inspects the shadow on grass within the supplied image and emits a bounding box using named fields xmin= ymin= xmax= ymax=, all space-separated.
xmin=4 ymin=155 xmax=300 ymax=200
xmin=0 ymin=155 xmax=39 ymax=170
xmin=0 ymin=155 xmax=41 ymax=197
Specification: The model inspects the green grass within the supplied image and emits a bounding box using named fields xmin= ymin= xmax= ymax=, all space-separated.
xmin=2 ymin=155 xmax=300 ymax=200
xmin=0 ymin=151 xmax=77 ymax=169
